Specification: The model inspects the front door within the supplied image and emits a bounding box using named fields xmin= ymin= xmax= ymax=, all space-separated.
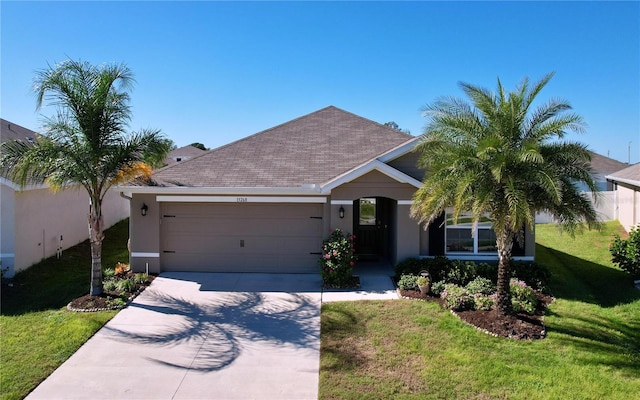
xmin=354 ymin=197 xmax=391 ymax=261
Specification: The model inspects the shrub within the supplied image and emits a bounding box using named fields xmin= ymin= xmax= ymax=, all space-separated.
xmin=430 ymin=280 xmax=446 ymax=296
xmin=103 ymin=279 xmax=117 ymax=292
xmin=610 ymin=225 xmax=640 ymax=278
xmin=133 ymin=273 xmax=148 ymax=285
xmin=105 ymin=297 xmax=126 ymax=309
xmin=441 ymin=284 xmax=475 ymax=311
xmin=445 ymin=260 xmax=477 ymax=286
xmin=116 ymin=278 xmax=136 ymax=293
xmin=398 ymin=274 xmax=419 ymax=291
xmin=476 ymin=262 xmax=498 ymax=282
xmin=103 ymin=268 xmax=115 ymax=278
xmin=319 ymin=229 xmax=357 ymax=286
xmin=465 ymin=277 xmax=496 ymax=296
xmin=394 ymin=258 xmax=427 ymax=280
xmin=510 ymin=261 xmax=551 ymax=292
xmin=510 ymin=279 xmax=537 ymax=314
xmin=474 ymin=294 xmax=495 ymax=311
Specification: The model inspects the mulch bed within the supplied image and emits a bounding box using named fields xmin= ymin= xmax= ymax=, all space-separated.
xmin=399 ymin=289 xmax=554 ymax=340
xmin=67 ymin=274 xmax=156 ymax=312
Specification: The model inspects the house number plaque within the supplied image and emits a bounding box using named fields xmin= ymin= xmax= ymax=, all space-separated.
xmin=237 ymin=197 xmax=248 ymax=202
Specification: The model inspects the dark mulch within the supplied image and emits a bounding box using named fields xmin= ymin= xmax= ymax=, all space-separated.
xmin=67 ymin=274 xmax=155 ymax=312
xmin=399 ymin=289 xmax=553 ymax=340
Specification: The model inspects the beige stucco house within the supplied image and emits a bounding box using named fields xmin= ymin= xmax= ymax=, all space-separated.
xmin=607 ymin=163 xmax=640 ymax=232
xmin=0 ymin=119 xmax=130 ymax=278
xmin=120 ymin=106 xmax=535 ymax=275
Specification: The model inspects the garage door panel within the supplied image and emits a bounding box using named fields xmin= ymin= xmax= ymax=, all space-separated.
xmin=161 ymin=203 xmax=323 ymax=273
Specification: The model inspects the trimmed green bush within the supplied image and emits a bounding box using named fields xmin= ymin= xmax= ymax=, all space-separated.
xmin=398 ymin=274 xmax=419 ymax=291
xmin=610 ymin=225 xmax=640 ymax=278
xmin=441 ymin=284 xmax=475 ymax=311
xmin=510 ymin=279 xmax=537 ymax=314
xmin=510 ymin=260 xmax=551 ymax=292
xmin=116 ymin=278 xmax=136 ymax=293
xmin=430 ymin=280 xmax=446 ymax=296
xmin=473 ymin=294 xmax=495 ymax=311
xmin=465 ymin=277 xmax=496 ymax=296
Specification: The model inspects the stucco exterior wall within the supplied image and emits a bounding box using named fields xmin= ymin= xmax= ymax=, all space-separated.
xmin=615 ymin=183 xmax=640 ymax=232
xmin=331 ymin=169 xmax=417 ymax=201
xmin=0 ymin=183 xmax=16 ymax=275
xmin=129 ymin=193 xmax=161 ymax=273
xmin=2 ymin=185 xmax=129 ymax=277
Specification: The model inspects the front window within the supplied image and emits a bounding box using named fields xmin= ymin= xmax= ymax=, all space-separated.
xmin=445 ymin=212 xmax=497 ymax=254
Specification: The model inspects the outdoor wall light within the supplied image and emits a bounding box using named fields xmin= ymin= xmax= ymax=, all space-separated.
xmin=339 ymin=206 xmax=345 ymax=219
xmin=141 ymin=203 xmax=148 ymax=217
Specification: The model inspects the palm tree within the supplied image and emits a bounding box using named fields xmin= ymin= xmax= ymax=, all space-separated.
xmin=0 ymin=59 xmax=169 ymax=296
xmin=411 ymin=73 xmax=599 ymax=314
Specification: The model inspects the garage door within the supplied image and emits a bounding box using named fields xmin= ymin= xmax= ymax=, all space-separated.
xmin=160 ymin=202 xmax=324 ymax=273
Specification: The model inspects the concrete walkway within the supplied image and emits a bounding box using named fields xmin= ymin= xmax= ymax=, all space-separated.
xmin=26 ymin=269 xmax=397 ymax=400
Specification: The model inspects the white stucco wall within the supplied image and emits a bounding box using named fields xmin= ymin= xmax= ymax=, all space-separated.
xmin=615 ymin=184 xmax=640 ymax=232
xmin=0 ymin=182 xmax=16 ymax=276
xmin=1 ymin=185 xmax=129 ymax=277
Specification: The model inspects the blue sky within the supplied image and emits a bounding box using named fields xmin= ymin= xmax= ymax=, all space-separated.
xmin=2 ymin=1 xmax=639 ymax=164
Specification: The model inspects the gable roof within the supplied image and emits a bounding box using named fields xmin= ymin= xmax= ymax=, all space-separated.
xmin=606 ymin=163 xmax=640 ymax=188
xmin=149 ymin=106 xmax=415 ymax=188
xmin=588 ymin=151 xmax=628 ymax=177
xmin=164 ymin=145 xmax=207 ymax=166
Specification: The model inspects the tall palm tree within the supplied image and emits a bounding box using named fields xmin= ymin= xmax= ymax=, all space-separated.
xmin=0 ymin=59 xmax=169 ymax=296
xmin=411 ymin=73 xmax=599 ymax=315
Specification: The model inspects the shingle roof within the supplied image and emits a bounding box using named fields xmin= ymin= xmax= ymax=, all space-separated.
xmin=0 ymin=118 xmax=38 ymax=145
xmin=607 ymin=163 xmax=640 ymax=187
xmin=164 ymin=145 xmax=207 ymax=166
xmin=588 ymin=151 xmax=628 ymax=175
xmin=150 ymin=106 xmax=415 ymax=188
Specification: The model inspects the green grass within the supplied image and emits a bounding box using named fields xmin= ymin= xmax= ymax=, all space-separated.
xmin=320 ymin=221 xmax=640 ymax=399
xmin=0 ymin=219 xmax=130 ymax=400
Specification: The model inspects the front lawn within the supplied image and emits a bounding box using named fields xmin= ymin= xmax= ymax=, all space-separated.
xmin=320 ymin=221 xmax=640 ymax=399
xmin=0 ymin=219 xmax=129 ymax=400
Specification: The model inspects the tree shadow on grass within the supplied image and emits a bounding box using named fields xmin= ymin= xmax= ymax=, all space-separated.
xmin=103 ymin=289 xmax=320 ymax=372
xmin=546 ymin=309 xmax=640 ymax=377
xmin=537 ymin=244 xmax=640 ymax=307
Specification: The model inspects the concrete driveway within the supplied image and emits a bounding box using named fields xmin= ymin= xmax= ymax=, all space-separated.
xmin=27 ymin=272 xmax=322 ymax=400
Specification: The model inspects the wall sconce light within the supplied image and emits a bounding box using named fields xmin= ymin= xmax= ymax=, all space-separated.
xmin=141 ymin=203 xmax=148 ymax=217
xmin=339 ymin=206 xmax=345 ymax=219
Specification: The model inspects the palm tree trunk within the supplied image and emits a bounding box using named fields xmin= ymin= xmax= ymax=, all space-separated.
xmin=495 ymin=230 xmax=514 ymax=315
xmin=88 ymin=201 xmax=105 ymax=296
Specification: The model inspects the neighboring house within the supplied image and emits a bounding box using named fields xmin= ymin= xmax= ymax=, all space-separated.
xmin=536 ymin=151 xmax=627 ymax=223
xmin=163 ymin=145 xmax=207 ymax=166
xmin=119 ymin=106 xmax=535 ymax=275
xmin=606 ymin=163 xmax=640 ymax=232
xmin=0 ymin=119 xmax=130 ymax=278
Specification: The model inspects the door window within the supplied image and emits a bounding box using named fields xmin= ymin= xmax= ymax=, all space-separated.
xmin=359 ymin=198 xmax=376 ymax=225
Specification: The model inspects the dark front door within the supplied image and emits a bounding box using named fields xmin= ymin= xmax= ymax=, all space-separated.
xmin=354 ymin=197 xmax=391 ymax=261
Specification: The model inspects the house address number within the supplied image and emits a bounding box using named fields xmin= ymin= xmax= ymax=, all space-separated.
xmin=237 ymin=197 xmax=248 ymax=202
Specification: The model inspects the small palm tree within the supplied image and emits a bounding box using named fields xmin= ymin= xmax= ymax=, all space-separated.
xmin=411 ymin=73 xmax=599 ymax=314
xmin=1 ymin=59 xmax=169 ymax=295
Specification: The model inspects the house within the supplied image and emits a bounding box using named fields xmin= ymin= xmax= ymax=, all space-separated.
xmin=119 ymin=106 xmax=535 ymax=274
xmin=606 ymin=163 xmax=640 ymax=232
xmin=587 ymin=152 xmax=628 ymax=191
xmin=164 ymin=145 xmax=207 ymax=166
xmin=0 ymin=119 xmax=130 ymax=278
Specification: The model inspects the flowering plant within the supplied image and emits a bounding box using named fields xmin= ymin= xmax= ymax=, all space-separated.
xmin=319 ymin=228 xmax=356 ymax=286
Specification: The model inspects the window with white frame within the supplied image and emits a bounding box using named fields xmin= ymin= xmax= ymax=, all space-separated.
xmin=445 ymin=211 xmax=498 ymax=254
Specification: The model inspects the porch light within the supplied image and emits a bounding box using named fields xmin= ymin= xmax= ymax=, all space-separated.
xmin=339 ymin=206 xmax=345 ymax=219
xmin=141 ymin=203 xmax=148 ymax=217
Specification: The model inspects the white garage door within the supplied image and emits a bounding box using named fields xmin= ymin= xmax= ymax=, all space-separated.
xmin=160 ymin=202 xmax=324 ymax=273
